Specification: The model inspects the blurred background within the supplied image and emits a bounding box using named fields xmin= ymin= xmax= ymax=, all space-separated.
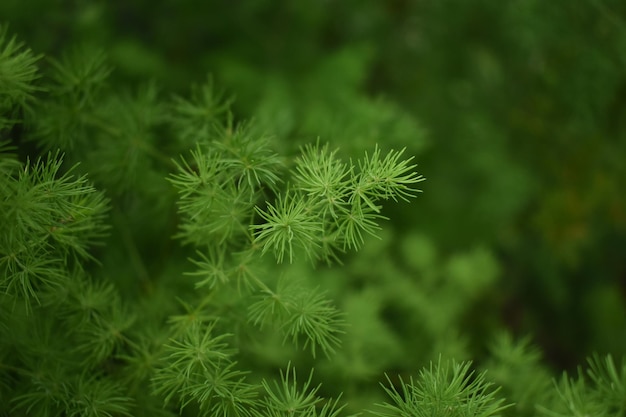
xmin=3 ymin=0 xmax=626 ymax=409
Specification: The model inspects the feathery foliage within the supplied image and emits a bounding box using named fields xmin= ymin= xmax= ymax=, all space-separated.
xmin=1 ymin=6 xmax=625 ymax=416
xmin=253 ymin=142 xmax=424 ymax=263
xmin=255 ymin=363 xmax=345 ymax=417
xmin=0 ymin=24 xmax=40 ymax=129
xmin=538 ymin=354 xmax=626 ymax=417
xmin=0 ymin=150 xmax=109 ymax=310
xmin=373 ymin=358 xmax=511 ymax=417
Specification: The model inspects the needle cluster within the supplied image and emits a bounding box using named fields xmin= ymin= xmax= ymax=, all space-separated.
xmin=253 ymin=141 xmax=424 ymax=263
xmin=373 ymin=357 xmax=510 ymax=417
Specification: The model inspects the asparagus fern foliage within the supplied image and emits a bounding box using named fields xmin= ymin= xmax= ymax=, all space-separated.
xmin=2 ymin=22 xmax=624 ymax=417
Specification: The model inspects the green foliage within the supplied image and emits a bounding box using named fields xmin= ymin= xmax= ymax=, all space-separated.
xmin=536 ymin=354 xmax=626 ymax=417
xmin=253 ymin=142 xmax=423 ymax=263
xmin=30 ymin=47 xmax=111 ymax=151
xmin=0 ymin=24 xmax=40 ymax=129
xmin=253 ymin=192 xmax=324 ymax=263
xmin=150 ymin=321 xmax=243 ymax=412
xmin=255 ymin=364 xmax=345 ymax=417
xmin=1 ymin=2 xmax=625 ymax=415
xmin=169 ymin=76 xmax=234 ymax=146
xmin=373 ymin=358 xmax=510 ymax=417
xmin=249 ymin=277 xmax=344 ymax=358
xmin=168 ymin=115 xmax=283 ymax=246
xmin=0 ymin=150 xmax=109 ymax=310
xmin=483 ymin=333 xmax=553 ymax=417
xmin=11 ymin=372 xmax=134 ymax=417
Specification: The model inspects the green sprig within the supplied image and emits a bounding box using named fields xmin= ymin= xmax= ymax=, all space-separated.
xmin=253 ymin=192 xmax=324 ymax=264
xmin=373 ymin=357 xmax=511 ymax=417
xmin=0 ymin=152 xmax=109 ymax=309
xmin=0 ymin=25 xmax=41 ymax=129
xmin=255 ymin=363 xmax=345 ymax=417
xmin=253 ymin=142 xmax=424 ymax=263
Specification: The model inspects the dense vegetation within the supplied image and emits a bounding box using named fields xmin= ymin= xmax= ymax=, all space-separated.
xmin=1 ymin=1 xmax=625 ymax=416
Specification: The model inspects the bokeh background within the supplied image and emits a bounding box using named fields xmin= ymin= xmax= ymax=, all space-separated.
xmin=3 ymin=0 xmax=626 ymax=412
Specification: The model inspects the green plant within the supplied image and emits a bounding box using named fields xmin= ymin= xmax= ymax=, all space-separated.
xmin=537 ymin=354 xmax=626 ymax=417
xmin=0 ymin=24 xmax=425 ymax=416
xmin=373 ymin=357 xmax=510 ymax=417
xmin=1 ymin=9 xmax=625 ymax=416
